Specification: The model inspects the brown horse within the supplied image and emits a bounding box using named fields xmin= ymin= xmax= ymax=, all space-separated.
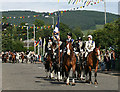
xmin=2 ymin=53 xmax=9 ymax=63
xmin=85 ymin=46 xmax=101 ymax=85
xmin=9 ymin=52 xmax=16 ymax=64
xmin=6 ymin=53 xmax=9 ymax=63
xmin=63 ymin=41 xmax=76 ymax=85
xmin=44 ymin=44 xmax=54 ymax=78
xmin=21 ymin=53 xmax=25 ymax=63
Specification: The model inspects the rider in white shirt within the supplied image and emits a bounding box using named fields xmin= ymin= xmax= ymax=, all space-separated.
xmin=85 ymin=35 xmax=95 ymax=58
xmin=47 ymin=37 xmax=53 ymax=51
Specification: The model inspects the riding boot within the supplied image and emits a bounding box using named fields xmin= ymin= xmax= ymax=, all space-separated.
xmin=84 ymin=57 xmax=87 ymax=66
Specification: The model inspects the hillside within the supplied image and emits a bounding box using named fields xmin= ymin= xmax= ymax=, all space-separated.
xmin=2 ymin=10 xmax=119 ymax=30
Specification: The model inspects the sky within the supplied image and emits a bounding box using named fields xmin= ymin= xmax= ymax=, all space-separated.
xmin=0 ymin=0 xmax=120 ymax=15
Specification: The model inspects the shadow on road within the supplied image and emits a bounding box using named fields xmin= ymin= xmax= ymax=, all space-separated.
xmin=35 ymin=76 xmax=88 ymax=85
xmin=97 ymin=70 xmax=120 ymax=76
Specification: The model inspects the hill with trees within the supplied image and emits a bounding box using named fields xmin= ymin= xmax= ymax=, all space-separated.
xmin=2 ymin=10 xmax=119 ymax=30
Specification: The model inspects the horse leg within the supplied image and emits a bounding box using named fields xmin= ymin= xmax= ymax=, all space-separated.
xmin=89 ymin=66 xmax=92 ymax=84
xmin=72 ymin=65 xmax=76 ymax=86
xmin=80 ymin=67 xmax=84 ymax=80
xmin=94 ymin=66 xmax=98 ymax=85
xmin=57 ymin=64 xmax=61 ymax=81
xmin=45 ymin=62 xmax=50 ymax=78
xmin=12 ymin=58 xmax=14 ymax=64
xmin=49 ymin=62 xmax=54 ymax=79
xmin=45 ymin=69 xmax=50 ymax=78
xmin=76 ymin=64 xmax=80 ymax=80
xmin=61 ymin=65 xmax=65 ymax=80
xmin=50 ymin=66 xmax=54 ymax=79
xmin=65 ymin=65 xmax=70 ymax=85
xmin=85 ymin=66 xmax=89 ymax=83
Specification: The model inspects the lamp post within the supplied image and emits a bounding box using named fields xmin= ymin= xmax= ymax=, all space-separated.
xmin=52 ymin=17 xmax=54 ymax=29
xmin=104 ymin=0 xmax=106 ymax=24
xmin=25 ymin=23 xmax=36 ymax=52
xmin=33 ymin=24 xmax=36 ymax=54
xmin=45 ymin=16 xmax=54 ymax=29
xmin=25 ymin=23 xmax=29 ymax=50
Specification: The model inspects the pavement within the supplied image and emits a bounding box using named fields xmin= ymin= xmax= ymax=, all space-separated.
xmin=2 ymin=63 xmax=119 ymax=90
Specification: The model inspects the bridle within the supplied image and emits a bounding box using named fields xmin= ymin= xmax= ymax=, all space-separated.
xmin=95 ymin=48 xmax=101 ymax=61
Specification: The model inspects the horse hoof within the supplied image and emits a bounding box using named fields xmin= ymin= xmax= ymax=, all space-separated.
xmin=57 ymin=79 xmax=60 ymax=82
xmin=64 ymin=79 xmax=67 ymax=82
xmin=89 ymin=81 xmax=93 ymax=84
xmin=46 ymin=76 xmax=48 ymax=78
xmin=51 ymin=77 xmax=54 ymax=79
xmin=80 ymin=78 xmax=84 ymax=80
xmin=94 ymin=82 xmax=98 ymax=85
xmin=86 ymin=80 xmax=90 ymax=83
xmin=72 ymin=83 xmax=75 ymax=86
xmin=66 ymin=83 xmax=70 ymax=85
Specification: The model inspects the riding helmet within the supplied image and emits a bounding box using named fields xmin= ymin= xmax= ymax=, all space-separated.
xmin=67 ymin=32 xmax=72 ymax=37
xmin=78 ymin=37 xmax=82 ymax=40
xmin=88 ymin=35 xmax=92 ymax=39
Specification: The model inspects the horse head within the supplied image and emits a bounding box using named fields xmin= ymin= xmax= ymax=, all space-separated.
xmin=94 ymin=46 xmax=101 ymax=61
xmin=66 ymin=41 xmax=73 ymax=56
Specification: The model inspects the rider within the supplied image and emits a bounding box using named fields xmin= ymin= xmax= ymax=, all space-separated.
xmin=63 ymin=32 xmax=74 ymax=54
xmin=85 ymin=35 xmax=95 ymax=59
xmin=76 ymin=37 xmax=84 ymax=52
xmin=66 ymin=32 xmax=74 ymax=44
xmin=47 ymin=36 xmax=53 ymax=54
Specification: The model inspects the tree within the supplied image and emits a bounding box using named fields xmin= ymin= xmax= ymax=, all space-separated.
xmin=34 ymin=19 xmax=44 ymax=27
xmin=72 ymin=27 xmax=83 ymax=38
xmin=92 ymin=18 xmax=120 ymax=52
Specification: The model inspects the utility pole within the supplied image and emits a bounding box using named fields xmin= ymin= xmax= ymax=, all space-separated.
xmin=26 ymin=26 xmax=29 ymax=50
xmin=25 ymin=23 xmax=29 ymax=50
xmin=58 ymin=10 xmax=60 ymax=65
xmin=43 ymin=38 xmax=45 ymax=56
xmin=38 ymin=42 xmax=40 ymax=55
xmin=52 ymin=17 xmax=54 ymax=29
xmin=33 ymin=24 xmax=36 ymax=54
xmin=104 ymin=0 xmax=106 ymax=24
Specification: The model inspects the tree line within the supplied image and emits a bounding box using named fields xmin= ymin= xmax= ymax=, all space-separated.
xmin=2 ymin=16 xmax=120 ymax=54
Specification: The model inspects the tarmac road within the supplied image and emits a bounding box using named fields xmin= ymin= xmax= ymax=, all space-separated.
xmin=2 ymin=63 xmax=119 ymax=90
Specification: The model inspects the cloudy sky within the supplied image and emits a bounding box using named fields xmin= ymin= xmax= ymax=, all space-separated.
xmin=1 ymin=0 xmax=120 ymax=14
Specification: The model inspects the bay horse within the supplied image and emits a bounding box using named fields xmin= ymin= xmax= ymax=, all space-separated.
xmin=6 ymin=53 xmax=9 ymax=63
xmin=2 ymin=53 xmax=9 ymax=63
xmin=52 ymin=41 xmax=63 ymax=81
xmin=63 ymin=41 xmax=76 ymax=86
xmin=44 ymin=44 xmax=54 ymax=78
xmin=85 ymin=46 xmax=101 ymax=85
xmin=21 ymin=53 xmax=25 ymax=63
xmin=9 ymin=51 xmax=16 ymax=64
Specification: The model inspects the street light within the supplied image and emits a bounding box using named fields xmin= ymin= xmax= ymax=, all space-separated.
xmin=25 ymin=23 xmax=29 ymax=50
xmin=25 ymin=23 xmax=36 ymax=52
xmin=45 ymin=16 xmax=54 ymax=29
xmin=32 ymin=24 xmax=36 ymax=54
xmin=104 ymin=0 xmax=106 ymax=24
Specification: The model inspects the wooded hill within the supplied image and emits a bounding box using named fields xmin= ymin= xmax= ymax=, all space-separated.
xmin=2 ymin=10 xmax=119 ymax=30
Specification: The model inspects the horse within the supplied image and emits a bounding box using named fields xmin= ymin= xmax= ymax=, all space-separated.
xmin=52 ymin=41 xmax=63 ymax=81
xmin=6 ymin=53 xmax=9 ymax=63
xmin=85 ymin=46 xmax=101 ymax=85
xmin=62 ymin=41 xmax=76 ymax=85
xmin=76 ymin=42 xmax=86 ymax=80
xmin=2 ymin=53 xmax=9 ymax=63
xmin=44 ymin=44 xmax=54 ymax=78
xmin=16 ymin=52 xmax=21 ymax=63
xmin=9 ymin=51 xmax=16 ymax=64
xmin=21 ymin=52 xmax=25 ymax=63
xmin=25 ymin=51 xmax=32 ymax=64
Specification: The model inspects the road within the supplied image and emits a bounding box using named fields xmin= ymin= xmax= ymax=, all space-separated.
xmin=2 ymin=63 xmax=119 ymax=90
